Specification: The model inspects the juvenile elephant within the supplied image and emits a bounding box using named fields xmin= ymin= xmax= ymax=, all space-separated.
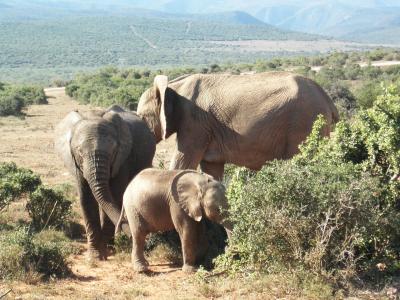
xmin=137 ymin=72 xmax=339 ymax=179
xmin=116 ymin=168 xmax=232 ymax=273
xmin=55 ymin=105 xmax=156 ymax=260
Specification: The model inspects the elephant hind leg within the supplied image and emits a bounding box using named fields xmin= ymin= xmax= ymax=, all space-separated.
xmin=126 ymin=210 xmax=149 ymax=272
xmin=131 ymin=229 xmax=148 ymax=272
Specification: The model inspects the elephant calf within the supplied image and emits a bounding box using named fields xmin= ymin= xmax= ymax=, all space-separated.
xmin=116 ymin=168 xmax=232 ymax=273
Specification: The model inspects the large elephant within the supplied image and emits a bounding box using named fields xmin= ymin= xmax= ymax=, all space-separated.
xmin=137 ymin=72 xmax=339 ymax=179
xmin=55 ymin=105 xmax=156 ymax=260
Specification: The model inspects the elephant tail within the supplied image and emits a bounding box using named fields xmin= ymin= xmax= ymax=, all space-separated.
xmin=115 ymin=205 xmax=125 ymax=236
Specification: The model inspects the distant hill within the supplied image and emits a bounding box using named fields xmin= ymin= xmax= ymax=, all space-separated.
xmin=195 ymin=11 xmax=265 ymax=25
xmin=104 ymin=0 xmax=400 ymax=44
xmin=0 ymin=10 xmax=323 ymax=83
xmin=257 ymin=3 xmax=400 ymax=44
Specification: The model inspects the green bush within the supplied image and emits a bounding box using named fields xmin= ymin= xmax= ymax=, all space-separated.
xmin=0 ymin=84 xmax=47 ymax=116
xmin=217 ymin=88 xmax=400 ymax=282
xmin=0 ymin=162 xmax=41 ymax=211
xmin=26 ymin=186 xmax=72 ymax=231
xmin=323 ymin=82 xmax=357 ymax=118
xmin=0 ymin=93 xmax=26 ymax=116
xmin=354 ymin=81 xmax=382 ymax=109
xmin=13 ymin=86 xmax=47 ymax=105
xmin=0 ymin=228 xmax=73 ymax=281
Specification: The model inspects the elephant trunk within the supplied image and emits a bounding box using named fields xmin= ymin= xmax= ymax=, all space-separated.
xmin=85 ymin=152 xmax=131 ymax=237
xmin=222 ymin=219 xmax=233 ymax=240
xmin=220 ymin=209 xmax=233 ymax=240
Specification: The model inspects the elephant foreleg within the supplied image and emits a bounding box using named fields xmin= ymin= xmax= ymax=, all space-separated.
xmin=179 ymin=222 xmax=206 ymax=273
xmin=200 ymin=160 xmax=225 ymax=181
xmin=77 ymin=177 xmax=107 ymax=260
xmin=169 ymin=130 xmax=210 ymax=170
xmin=99 ymin=209 xmax=115 ymax=255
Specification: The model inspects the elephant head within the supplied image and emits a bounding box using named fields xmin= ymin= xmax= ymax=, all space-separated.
xmin=137 ymin=75 xmax=174 ymax=143
xmin=171 ymin=171 xmax=232 ymax=236
xmin=55 ymin=110 xmax=132 ymax=227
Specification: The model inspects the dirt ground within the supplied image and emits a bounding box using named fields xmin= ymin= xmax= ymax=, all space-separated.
xmin=0 ymin=89 xmax=223 ymax=300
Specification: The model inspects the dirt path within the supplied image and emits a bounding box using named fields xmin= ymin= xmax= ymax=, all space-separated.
xmin=130 ymin=25 xmax=158 ymax=50
xmin=311 ymin=60 xmax=400 ymax=72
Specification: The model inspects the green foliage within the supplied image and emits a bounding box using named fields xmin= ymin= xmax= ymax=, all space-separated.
xmin=0 ymin=162 xmax=73 ymax=232
xmin=26 ymin=186 xmax=72 ymax=231
xmin=217 ymin=88 xmax=400 ymax=282
xmin=0 ymin=93 xmax=26 ymax=116
xmin=0 ymin=227 xmax=74 ymax=281
xmin=0 ymin=162 xmax=41 ymax=211
xmin=0 ymin=84 xmax=47 ymax=116
xmin=0 ymin=15 xmax=319 ymax=84
xmin=354 ymin=81 xmax=382 ymax=109
xmin=66 ymin=67 xmax=153 ymax=109
xmin=322 ymin=82 xmax=357 ymax=118
xmin=218 ymin=162 xmax=391 ymax=275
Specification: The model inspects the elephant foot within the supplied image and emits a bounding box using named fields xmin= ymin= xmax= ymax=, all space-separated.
xmin=182 ymin=264 xmax=197 ymax=273
xmin=132 ymin=262 xmax=148 ymax=273
xmin=87 ymin=246 xmax=108 ymax=262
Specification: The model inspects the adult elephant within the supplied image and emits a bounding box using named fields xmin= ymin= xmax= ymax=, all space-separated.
xmin=55 ymin=105 xmax=156 ymax=260
xmin=137 ymin=72 xmax=338 ymax=179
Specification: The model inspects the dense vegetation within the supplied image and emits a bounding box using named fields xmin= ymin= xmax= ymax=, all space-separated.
xmin=216 ymin=88 xmax=400 ymax=290
xmin=0 ymin=83 xmax=47 ymax=116
xmin=66 ymin=48 xmax=400 ymax=112
xmin=0 ymin=162 xmax=77 ymax=281
xmin=0 ymin=15 xmax=320 ymax=84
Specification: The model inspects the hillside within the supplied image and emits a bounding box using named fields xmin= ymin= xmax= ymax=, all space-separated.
xmin=0 ymin=12 xmax=324 ymax=84
xmin=54 ymin=0 xmax=400 ymax=44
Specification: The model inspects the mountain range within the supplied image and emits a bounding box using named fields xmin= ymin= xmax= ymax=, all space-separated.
xmin=1 ymin=0 xmax=400 ymax=43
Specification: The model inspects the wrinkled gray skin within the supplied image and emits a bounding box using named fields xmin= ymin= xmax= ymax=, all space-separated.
xmin=55 ymin=105 xmax=156 ymax=260
xmin=137 ymin=72 xmax=339 ymax=179
xmin=116 ymin=168 xmax=232 ymax=273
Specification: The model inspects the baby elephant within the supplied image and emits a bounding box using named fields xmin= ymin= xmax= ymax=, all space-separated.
xmin=116 ymin=168 xmax=232 ymax=273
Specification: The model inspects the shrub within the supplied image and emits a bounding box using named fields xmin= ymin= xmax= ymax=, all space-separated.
xmin=354 ymin=81 xmax=382 ymax=109
xmin=323 ymin=82 xmax=357 ymax=118
xmin=26 ymin=186 xmax=72 ymax=231
xmin=0 ymin=162 xmax=41 ymax=211
xmin=218 ymin=162 xmax=391 ymax=274
xmin=0 ymin=84 xmax=47 ymax=116
xmin=0 ymin=228 xmax=73 ymax=281
xmin=0 ymin=93 xmax=26 ymax=116
xmin=11 ymin=86 xmax=47 ymax=105
xmin=217 ymin=87 xmax=400 ymax=283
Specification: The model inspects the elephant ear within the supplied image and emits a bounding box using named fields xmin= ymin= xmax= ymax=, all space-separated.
xmin=103 ymin=111 xmax=132 ymax=178
xmin=171 ymin=171 xmax=207 ymax=222
xmin=154 ymin=75 xmax=173 ymax=140
xmin=54 ymin=111 xmax=83 ymax=175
